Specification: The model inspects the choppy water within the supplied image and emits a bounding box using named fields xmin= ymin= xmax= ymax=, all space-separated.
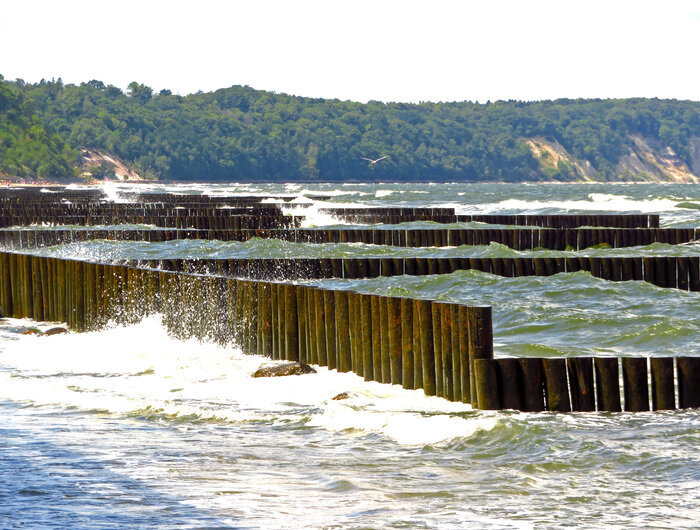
xmin=1 ymin=182 xmax=699 ymax=528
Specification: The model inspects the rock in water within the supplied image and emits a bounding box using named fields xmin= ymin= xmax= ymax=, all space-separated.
xmin=0 ymin=306 xmax=4 ymax=318
xmin=42 ymin=327 xmax=69 ymax=336
xmin=252 ymin=362 xmax=317 ymax=378
xmin=331 ymin=392 xmax=351 ymax=400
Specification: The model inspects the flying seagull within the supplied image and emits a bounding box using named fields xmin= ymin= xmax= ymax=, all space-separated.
xmin=361 ymin=155 xmax=389 ymax=164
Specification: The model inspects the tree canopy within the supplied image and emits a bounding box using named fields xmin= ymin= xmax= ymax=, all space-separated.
xmin=4 ymin=75 xmax=700 ymax=182
xmin=0 ymin=77 xmax=76 ymax=180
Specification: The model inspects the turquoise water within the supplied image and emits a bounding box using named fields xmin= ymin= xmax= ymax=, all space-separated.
xmin=1 ymin=182 xmax=699 ymax=528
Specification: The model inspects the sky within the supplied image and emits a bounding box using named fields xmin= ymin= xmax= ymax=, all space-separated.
xmin=2 ymin=0 xmax=699 ymax=103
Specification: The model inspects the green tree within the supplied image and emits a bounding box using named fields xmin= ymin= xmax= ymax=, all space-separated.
xmin=127 ymin=81 xmax=153 ymax=102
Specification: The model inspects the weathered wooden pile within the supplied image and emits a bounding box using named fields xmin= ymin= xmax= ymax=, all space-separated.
xmin=0 ymin=187 xmax=698 ymax=412
xmin=2 ymin=225 xmax=698 ymax=249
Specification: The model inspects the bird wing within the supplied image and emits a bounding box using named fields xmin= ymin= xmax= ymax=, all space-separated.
xmin=374 ymin=156 xmax=389 ymax=162
xmin=360 ymin=157 xmax=373 ymax=162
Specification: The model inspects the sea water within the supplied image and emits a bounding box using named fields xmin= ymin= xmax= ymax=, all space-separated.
xmin=1 ymin=182 xmax=699 ymax=528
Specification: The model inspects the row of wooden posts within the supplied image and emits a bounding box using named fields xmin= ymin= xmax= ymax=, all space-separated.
xmin=0 ymin=241 xmax=696 ymax=291
xmin=0 ymin=251 xmax=490 ymax=407
xmin=0 ymin=189 xmax=329 ymax=205
xmin=0 ymin=188 xmax=661 ymax=229
xmin=0 ymin=250 xmax=698 ymax=411
xmin=0 ymin=218 xmax=696 ymax=290
xmin=0 ymin=215 xmax=302 ymax=230
xmin=1 ymin=226 xmax=696 ymax=251
xmin=134 ymin=256 xmax=700 ymax=291
xmin=323 ymin=212 xmax=660 ymax=229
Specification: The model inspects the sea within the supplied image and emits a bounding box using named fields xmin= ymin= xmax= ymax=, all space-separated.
xmin=1 ymin=182 xmax=699 ymax=529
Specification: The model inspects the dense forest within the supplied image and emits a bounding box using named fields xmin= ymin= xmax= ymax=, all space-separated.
xmin=0 ymin=76 xmax=77 ymax=180
xmin=1 ymin=74 xmax=700 ymax=182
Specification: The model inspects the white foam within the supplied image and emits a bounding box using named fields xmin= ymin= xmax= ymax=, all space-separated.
xmin=280 ymin=198 xmax=370 ymax=227
xmin=311 ymin=397 xmax=497 ymax=446
xmin=0 ymin=315 xmax=494 ymax=444
xmin=460 ymin=193 xmax=681 ymax=215
xmin=101 ymin=181 xmax=134 ymax=203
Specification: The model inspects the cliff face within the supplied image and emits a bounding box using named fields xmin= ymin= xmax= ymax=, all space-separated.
xmin=80 ymin=149 xmax=145 ymax=181
xmin=524 ymin=135 xmax=700 ymax=183
xmin=616 ymin=135 xmax=699 ymax=183
xmin=523 ymin=138 xmax=600 ymax=181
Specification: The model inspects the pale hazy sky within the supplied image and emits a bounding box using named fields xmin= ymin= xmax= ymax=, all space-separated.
xmin=2 ymin=0 xmax=699 ymax=103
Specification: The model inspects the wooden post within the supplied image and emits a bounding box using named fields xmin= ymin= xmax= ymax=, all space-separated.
xmin=31 ymin=256 xmax=42 ymax=321
xmin=677 ymin=357 xmax=700 ymax=409
xmin=0 ymin=253 xmax=11 ymax=317
xmin=650 ymin=357 xmax=675 ymax=411
xmin=496 ymin=358 xmax=522 ymax=410
xmin=84 ymin=261 xmax=95 ymax=329
xmin=270 ymin=282 xmax=279 ymax=359
xmin=276 ymin=283 xmax=285 ymax=358
xmin=36 ymin=256 xmax=48 ymax=322
xmin=284 ymin=284 xmax=298 ymax=361
xmin=594 ymin=357 xmax=621 ymax=412
xmin=450 ymin=304 xmax=461 ymax=403
xmin=567 ymin=357 xmax=595 ymax=412
xmin=457 ymin=306 xmax=470 ymax=403
xmin=248 ymin=281 xmax=259 ymax=354
xmin=22 ymin=254 xmax=32 ymax=318
xmin=542 ymin=358 xmax=571 ymax=412
xmin=297 ymin=285 xmax=308 ymax=363
xmin=379 ymin=297 xmax=390 ymax=383
xmin=387 ymin=297 xmax=402 ymax=385
xmin=417 ymin=299 xmax=436 ymax=396
xmin=75 ymin=261 xmax=84 ymax=331
xmin=324 ymin=290 xmax=337 ymax=370
xmin=439 ymin=303 xmax=454 ymax=401
xmin=474 ymin=358 xmax=499 ymax=410
xmin=413 ymin=299 xmax=423 ymax=389
xmin=360 ymin=294 xmax=373 ymax=381
xmin=431 ymin=302 xmax=444 ymax=397
xmin=348 ymin=292 xmax=361 ymax=376
xmin=371 ymin=295 xmax=382 ymax=380
xmin=400 ymin=298 xmax=414 ymax=390
xmin=519 ymin=358 xmax=545 ymax=412
xmin=239 ymin=280 xmax=251 ymax=352
xmin=335 ymin=290 xmax=351 ymax=372
xmin=307 ymin=287 xmax=318 ymax=365
xmin=315 ymin=288 xmax=328 ymax=367
xmin=622 ymin=357 xmax=649 ymax=412
xmin=260 ymin=282 xmax=273 ymax=358
xmin=467 ymin=306 xmax=493 ymax=405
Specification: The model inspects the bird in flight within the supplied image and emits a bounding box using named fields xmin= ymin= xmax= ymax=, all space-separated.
xmin=361 ymin=155 xmax=389 ymax=164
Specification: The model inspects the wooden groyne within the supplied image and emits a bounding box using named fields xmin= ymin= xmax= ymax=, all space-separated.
xmin=1 ymin=235 xmax=697 ymax=292
xmin=0 ymin=250 xmax=697 ymax=412
xmin=0 ymin=188 xmax=660 ymax=229
xmin=0 ymin=251 xmax=484 ymax=403
xmin=130 ymin=256 xmax=700 ymax=292
xmin=321 ymin=210 xmax=660 ymax=228
xmin=0 ymin=214 xmax=302 ymax=230
xmin=0 ymin=188 xmax=696 ymax=413
xmin=1 ymin=226 xmax=696 ymax=250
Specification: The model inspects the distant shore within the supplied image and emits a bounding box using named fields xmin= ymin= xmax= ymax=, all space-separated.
xmin=1 ymin=180 xmax=152 ymax=188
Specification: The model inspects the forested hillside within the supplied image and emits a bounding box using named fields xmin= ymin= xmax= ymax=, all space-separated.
xmin=0 ymin=76 xmax=76 ymax=180
xmin=4 ymin=75 xmax=700 ymax=182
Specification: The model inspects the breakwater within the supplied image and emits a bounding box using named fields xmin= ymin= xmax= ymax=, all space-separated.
xmin=0 ymin=187 xmax=697 ymax=413
xmin=1 ymin=226 xmax=697 ymax=250
xmin=1 ymin=250 xmax=698 ymax=412
xmin=0 ymin=188 xmax=660 ymax=229
xmin=136 ymin=256 xmax=700 ymax=291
